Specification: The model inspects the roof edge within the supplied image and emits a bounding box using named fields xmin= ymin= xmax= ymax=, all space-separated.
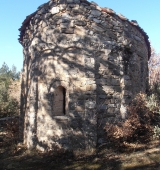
xmin=18 ymin=0 xmax=151 ymax=59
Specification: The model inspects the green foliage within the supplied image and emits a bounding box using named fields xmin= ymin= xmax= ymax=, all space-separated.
xmin=0 ymin=98 xmax=19 ymax=118
xmin=153 ymin=125 xmax=160 ymax=139
xmin=0 ymin=63 xmax=20 ymax=81
xmin=146 ymin=94 xmax=160 ymax=113
xmin=150 ymin=83 xmax=160 ymax=100
xmin=0 ymin=62 xmax=20 ymax=118
xmin=146 ymin=83 xmax=160 ymax=114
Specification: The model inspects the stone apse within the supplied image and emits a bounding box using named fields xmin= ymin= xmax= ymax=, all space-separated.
xmin=19 ymin=0 xmax=150 ymax=151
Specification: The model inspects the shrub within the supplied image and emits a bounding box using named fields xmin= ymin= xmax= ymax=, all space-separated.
xmin=105 ymin=93 xmax=155 ymax=147
xmin=0 ymin=98 xmax=19 ymax=118
xmin=146 ymin=94 xmax=159 ymax=113
xmin=153 ymin=125 xmax=160 ymax=139
xmin=0 ymin=88 xmax=19 ymax=118
xmin=0 ymin=63 xmax=20 ymax=118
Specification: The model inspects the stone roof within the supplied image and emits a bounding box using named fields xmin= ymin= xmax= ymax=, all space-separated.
xmin=18 ymin=0 xmax=151 ymax=59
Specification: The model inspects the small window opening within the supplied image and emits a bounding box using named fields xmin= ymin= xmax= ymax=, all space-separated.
xmin=53 ymin=86 xmax=66 ymax=116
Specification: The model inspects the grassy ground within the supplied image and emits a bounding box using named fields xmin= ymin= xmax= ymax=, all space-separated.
xmin=1 ymin=126 xmax=160 ymax=170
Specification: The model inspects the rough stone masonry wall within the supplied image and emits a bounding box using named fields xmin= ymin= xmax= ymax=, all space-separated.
xmin=19 ymin=0 xmax=150 ymax=151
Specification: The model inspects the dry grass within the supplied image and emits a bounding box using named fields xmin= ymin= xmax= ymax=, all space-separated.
xmin=1 ymin=123 xmax=160 ymax=170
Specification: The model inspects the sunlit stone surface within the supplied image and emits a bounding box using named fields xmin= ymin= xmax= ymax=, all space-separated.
xmin=19 ymin=0 xmax=150 ymax=151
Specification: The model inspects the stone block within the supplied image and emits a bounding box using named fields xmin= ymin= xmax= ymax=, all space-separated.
xmin=86 ymin=71 xmax=95 ymax=78
xmin=86 ymin=85 xmax=91 ymax=91
xmin=74 ymin=86 xmax=86 ymax=92
xmin=72 ymin=9 xmax=83 ymax=14
xmin=93 ymin=18 xmax=101 ymax=24
xmin=86 ymin=79 xmax=96 ymax=85
xmin=61 ymin=28 xmax=74 ymax=34
xmin=85 ymin=90 xmax=96 ymax=95
xmin=76 ymin=106 xmax=85 ymax=112
xmin=96 ymin=78 xmax=110 ymax=85
xmin=60 ymin=22 xmax=70 ymax=28
xmin=124 ymin=79 xmax=131 ymax=86
xmin=107 ymin=104 xmax=116 ymax=108
xmin=96 ymin=5 xmax=102 ymax=11
xmin=91 ymin=10 xmax=101 ymax=16
xmin=103 ymin=86 xmax=114 ymax=94
xmin=107 ymin=108 xmax=115 ymax=115
xmin=99 ymin=64 xmax=108 ymax=70
xmin=100 ymin=104 xmax=107 ymax=110
xmin=75 ymin=20 xmax=87 ymax=26
xmin=85 ymin=101 xmax=96 ymax=109
xmin=90 ymin=58 xmax=95 ymax=65
xmin=90 ymin=84 xmax=96 ymax=91
xmin=122 ymin=90 xmax=132 ymax=96
xmin=106 ymin=99 xmax=111 ymax=104
xmin=73 ymin=80 xmax=83 ymax=87
xmin=114 ymin=108 xmax=120 ymax=114
xmin=92 ymin=23 xmax=105 ymax=32
xmin=111 ymin=78 xmax=120 ymax=86
xmin=74 ymin=26 xmax=86 ymax=36
xmin=50 ymin=7 xmax=60 ymax=14
xmin=69 ymin=102 xmax=76 ymax=110
xmin=113 ymin=86 xmax=121 ymax=92
xmin=134 ymin=35 xmax=141 ymax=42
xmin=110 ymin=99 xmax=115 ymax=104
xmin=86 ymin=84 xmax=96 ymax=91
xmin=77 ymin=100 xmax=84 ymax=106
xmin=85 ymin=63 xmax=94 ymax=68
xmin=98 ymin=95 xmax=107 ymax=99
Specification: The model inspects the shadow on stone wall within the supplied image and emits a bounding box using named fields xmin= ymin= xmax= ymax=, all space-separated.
xmin=20 ymin=40 xmax=138 ymax=151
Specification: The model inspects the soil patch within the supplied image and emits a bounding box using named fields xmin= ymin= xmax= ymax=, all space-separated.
xmin=0 ymin=124 xmax=160 ymax=170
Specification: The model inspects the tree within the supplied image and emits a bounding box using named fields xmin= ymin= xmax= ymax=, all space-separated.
xmin=0 ymin=63 xmax=20 ymax=118
xmin=10 ymin=65 xmax=20 ymax=80
xmin=0 ymin=62 xmax=11 ymax=89
xmin=148 ymin=47 xmax=160 ymax=85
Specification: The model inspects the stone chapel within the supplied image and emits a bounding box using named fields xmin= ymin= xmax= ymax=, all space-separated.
xmin=19 ymin=0 xmax=150 ymax=151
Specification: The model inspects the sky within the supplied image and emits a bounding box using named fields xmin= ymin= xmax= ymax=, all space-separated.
xmin=0 ymin=0 xmax=160 ymax=71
